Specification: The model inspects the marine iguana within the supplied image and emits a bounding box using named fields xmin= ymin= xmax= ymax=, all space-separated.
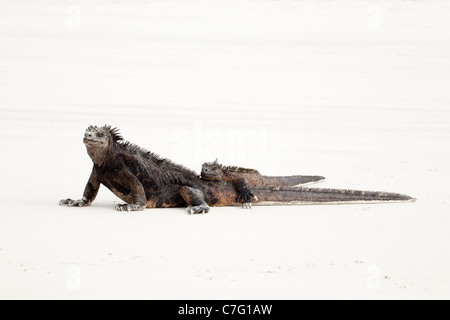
xmin=201 ymin=159 xmax=325 ymax=207
xmin=59 ymin=125 xmax=415 ymax=213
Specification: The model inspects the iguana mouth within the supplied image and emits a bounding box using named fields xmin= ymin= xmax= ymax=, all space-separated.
xmin=83 ymin=138 xmax=102 ymax=145
xmin=201 ymin=173 xmax=221 ymax=181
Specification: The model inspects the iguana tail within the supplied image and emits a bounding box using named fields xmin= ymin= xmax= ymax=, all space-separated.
xmin=261 ymin=175 xmax=325 ymax=187
xmin=245 ymin=175 xmax=325 ymax=188
xmin=251 ymin=186 xmax=416 ymax=206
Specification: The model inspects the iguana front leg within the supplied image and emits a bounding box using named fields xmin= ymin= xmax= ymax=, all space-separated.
xmin=234 ymin=177 xmax=257 ymax=209
xmin=114 ymin=168 xmax=147 ymax=212
xmin=180 ymin=186 xmax=210 ymax=215
xmin=60 ymin=169 xmax=100 ymax=208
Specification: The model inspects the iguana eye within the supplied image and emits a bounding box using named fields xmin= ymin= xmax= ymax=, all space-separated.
xmin=96 ymin=133 xmax=104 ymax=138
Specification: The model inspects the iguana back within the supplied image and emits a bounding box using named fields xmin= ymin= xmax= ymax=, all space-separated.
xmin=201 ymin=160 xmax=325 ymax=187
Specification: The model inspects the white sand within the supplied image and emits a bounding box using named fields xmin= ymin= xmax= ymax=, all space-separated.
xmin=0 ymin=0 xmax=449 ymax=299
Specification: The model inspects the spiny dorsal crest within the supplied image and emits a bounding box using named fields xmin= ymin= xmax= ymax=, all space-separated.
xmin=223 ymin=166 xmax=260 ymax=174
xmin=209 ymin=159 xmax=260 ymax=174
xmin=86 ymin=125 xmax=124 ymax=142
xmin=107 ymin=127 xmax=199 ymax=177
xmin=103 ymin=125 xmax=124 ymax=142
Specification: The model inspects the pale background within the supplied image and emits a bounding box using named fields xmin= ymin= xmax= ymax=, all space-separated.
xmin=0 ymin=0 xmax=449 ymax=299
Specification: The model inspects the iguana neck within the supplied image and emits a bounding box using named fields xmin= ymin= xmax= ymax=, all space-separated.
xmin=86 ymin=144 xmax=110 ymax=167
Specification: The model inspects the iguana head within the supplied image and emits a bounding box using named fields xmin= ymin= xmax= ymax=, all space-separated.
xmin=84 ymin=125 xmax=111 ymax=147
xmin=201 ymin=159 xmax=223 ymax=181
xmin=83 ymin=125 xmax=123 ymax=166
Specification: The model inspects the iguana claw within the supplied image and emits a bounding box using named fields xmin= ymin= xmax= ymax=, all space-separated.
xmin=59 ymin=198 xmax=89 ymax=208
xmin=186 ymin=205 xmax=210 ymax=215
xmin=115 ymin=204 xmax=145 ymax=212
xmin=237 ymin=189 xmax=256 ymax=209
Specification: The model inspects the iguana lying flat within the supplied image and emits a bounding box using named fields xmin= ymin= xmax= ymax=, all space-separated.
xmin=201 ymin=159 xmax=325 ymax=207
xmin=59 ymin=125 xmax=415 ymax=213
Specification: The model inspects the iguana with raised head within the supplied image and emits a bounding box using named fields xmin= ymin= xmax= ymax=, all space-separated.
xmin=201 ymin=159 xmax=325 ymax=207
xmin=59 ymin=125 xmax=415 ymax=213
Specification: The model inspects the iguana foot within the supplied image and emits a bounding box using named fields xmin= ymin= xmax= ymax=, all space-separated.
xmin=115 ymin=204 xmax=145 ymax=212
xmin=186 ymin=205 xmax=210 ymax=215
xmin=180 ymin=186 xmax=210 ymax=215
xmin=59 ymin=198 xmax=90 ymax=207
xmin=237 ymin=189 xmax=257 ymax=209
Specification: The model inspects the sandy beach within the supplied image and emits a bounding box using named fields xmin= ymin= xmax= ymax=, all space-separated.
xmin=0 ymin=0 xmax=449 ymax=299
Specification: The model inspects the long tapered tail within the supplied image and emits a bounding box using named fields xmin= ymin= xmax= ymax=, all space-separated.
xmin=247 ymin=175 xmax=325 ymax=188
xmin=251 ymin=186 xmax=416 ymax=206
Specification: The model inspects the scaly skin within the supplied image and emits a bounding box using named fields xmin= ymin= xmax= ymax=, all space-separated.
xmin=60 ymin=125 xmax=415 ymax=213
xmin=201 ymin=160 xmax=325 ymax=207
